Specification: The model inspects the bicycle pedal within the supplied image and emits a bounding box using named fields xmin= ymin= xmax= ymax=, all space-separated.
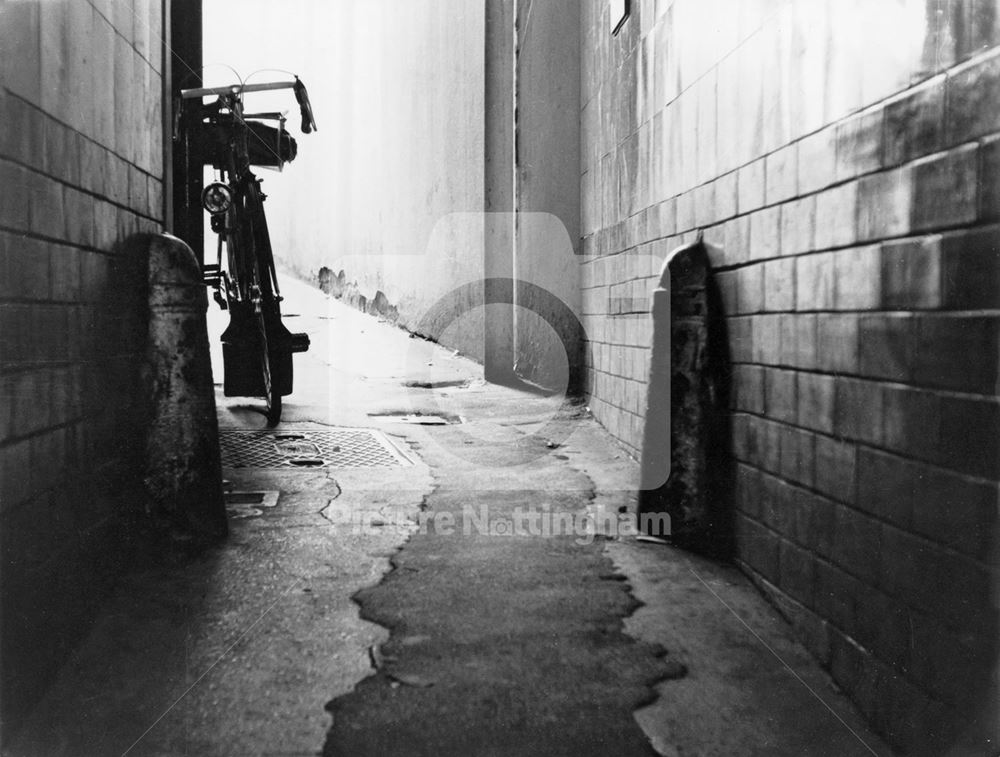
xmin=290 ymin=332 xmax=310 ymax=353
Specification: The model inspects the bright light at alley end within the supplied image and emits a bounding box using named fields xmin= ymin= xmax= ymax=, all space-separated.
xmin=202 ymin=182 xmax=233 ymax=214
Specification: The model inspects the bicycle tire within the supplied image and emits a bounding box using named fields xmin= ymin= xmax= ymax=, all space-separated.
xmin=256 ymin=305 xmax=282 ymax=426
xmin=243 ymin=178 xmax=284 ymax=425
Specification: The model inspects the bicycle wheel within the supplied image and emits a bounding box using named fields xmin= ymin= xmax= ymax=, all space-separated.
xmin=224 ymin=194 xmax=247 ymax=303
xmin=246 ymin=178 xmax=287 ymax=425
xmin=246 ymin=180 xmax=280 ymax=301
xmin=243 ymin=179 xmax=283 ymax=425
xmin=256 ymin=305 xmax=282 ymax=426
xmin=225 ymin=177 xmax=282 ymax=424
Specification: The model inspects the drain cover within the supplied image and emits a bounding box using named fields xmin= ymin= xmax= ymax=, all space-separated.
xmin=225 ymin=490 xmax=280 ymax=519
xmin=219 ymin=428 xmax=411 ymax=469
xmin=368 ymin=411 xmax=463 ymax=425
xmin=395 ymin=414 xmax=451 ymax=425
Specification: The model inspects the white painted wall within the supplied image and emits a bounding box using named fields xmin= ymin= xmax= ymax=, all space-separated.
xmin=204 ymin=0 xmax=486 ymax=357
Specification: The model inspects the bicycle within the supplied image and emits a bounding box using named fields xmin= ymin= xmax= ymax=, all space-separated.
xmin=179 ymin=73 xmax=317 ymax=425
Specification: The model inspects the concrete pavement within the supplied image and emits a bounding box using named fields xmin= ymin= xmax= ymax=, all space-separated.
xmin=7 ymin=274 xmax=892 ymax=756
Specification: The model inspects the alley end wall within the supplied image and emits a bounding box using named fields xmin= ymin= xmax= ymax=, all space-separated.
xmin=254 ymin=0 xmax=487 ymax=360
xmin=580 ymin=0 xmax=998 ymax=751
xmin=0 ymin=0 xmax=165 ymax=736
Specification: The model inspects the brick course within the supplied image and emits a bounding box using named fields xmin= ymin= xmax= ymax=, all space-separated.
xmin=580 ymin=1 xmax=999 ymax=749
xmin=1 ymin=0 xmax=165 ymax=734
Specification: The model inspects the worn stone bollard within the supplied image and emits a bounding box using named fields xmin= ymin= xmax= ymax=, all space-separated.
xmin=144 ymin=233 xmax=227 ymax=541
xmin=637 ymin=254 xmax=672 ymax=519
xmin=638 ymin=238 xmax=730 ymax=552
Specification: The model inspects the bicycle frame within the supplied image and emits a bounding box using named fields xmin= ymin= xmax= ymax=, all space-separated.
xmin=179 ymin=76 xmax=316 ymax=425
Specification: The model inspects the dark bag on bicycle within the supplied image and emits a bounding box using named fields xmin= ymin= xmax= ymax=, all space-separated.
xmin=197 ymin=121 xmax=297 ymax=168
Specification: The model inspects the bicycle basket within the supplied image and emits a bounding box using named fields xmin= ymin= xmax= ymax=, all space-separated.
xmin=196 ymin=121 xmax=298 ymax=168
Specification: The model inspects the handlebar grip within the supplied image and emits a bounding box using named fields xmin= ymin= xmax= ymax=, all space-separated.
xmin=293 ymin=77 xmax=317 ymax=134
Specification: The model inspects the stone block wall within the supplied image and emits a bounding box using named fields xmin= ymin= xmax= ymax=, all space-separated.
xmin=580 ymin=0 xmax=998 ymax=750
xmin=0 ymin=0 xmax=165 ymax=736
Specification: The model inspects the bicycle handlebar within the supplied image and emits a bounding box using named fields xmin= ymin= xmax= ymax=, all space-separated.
xmin=180 ymin=80 xmax=297 ymax=99
xmin=180 ymin=76 xmax=318 ymax=134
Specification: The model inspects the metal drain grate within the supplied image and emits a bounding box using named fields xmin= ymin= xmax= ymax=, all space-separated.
xmin=219 ymin=428 xmax=411 ymax=469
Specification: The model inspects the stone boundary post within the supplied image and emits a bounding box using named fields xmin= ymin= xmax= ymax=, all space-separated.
xmin=144 ymin=233 xmax=227 ymax=541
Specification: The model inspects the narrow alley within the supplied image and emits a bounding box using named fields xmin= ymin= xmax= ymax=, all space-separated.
xmin=10 ymin=276 xmax=889 ymax=756
xmin=2 ymin=1 xmax=998 ymax=755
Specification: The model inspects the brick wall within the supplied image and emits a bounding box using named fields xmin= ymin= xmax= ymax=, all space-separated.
xmin=580 ymin=0 xmax=998 ymax=750
xmin=0 ymin=0 xmax=165 ymax=735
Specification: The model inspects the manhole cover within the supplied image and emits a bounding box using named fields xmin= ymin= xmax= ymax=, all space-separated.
xmin=219 ymin=428 xmax=411 ymax=469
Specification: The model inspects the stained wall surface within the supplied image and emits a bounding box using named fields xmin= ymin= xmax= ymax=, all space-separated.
xmin=579 ymin=0 xmax=999 ymax=751
xmin=0 ymin=0 xmax=165 ymax=734
xmin=208 ymin=0 xmax=488 ymax=358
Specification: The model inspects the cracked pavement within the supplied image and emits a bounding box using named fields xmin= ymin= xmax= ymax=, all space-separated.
xmin=8 ymin=275 xmax=892 ymax=756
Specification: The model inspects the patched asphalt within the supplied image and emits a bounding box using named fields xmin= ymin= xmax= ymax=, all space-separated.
xmin=8 ymin=275 xmax=893 ymax=756
xmin=322 ymin=414 xmax=673 ymax=756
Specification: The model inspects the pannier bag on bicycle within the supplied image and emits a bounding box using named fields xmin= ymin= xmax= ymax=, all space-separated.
xmin=197 ymin=121 xmax=297 ymax=168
